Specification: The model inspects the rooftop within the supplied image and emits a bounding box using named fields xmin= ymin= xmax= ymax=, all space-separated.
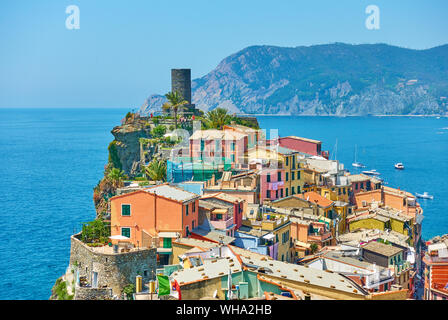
xmin=145 ymin=184 xmax=200 ymax=202
xmin=362 ymin=241 xmax=403 ymax=257
xmin=190 ymin=129 xmax=247 ymax=141
xmin=297 ymin=192 xmax=334 ymax=208
xmin=348 ymin=174 xmax=382 ymax=184
xmin=280 ymin=135 xmax=322 ymax=145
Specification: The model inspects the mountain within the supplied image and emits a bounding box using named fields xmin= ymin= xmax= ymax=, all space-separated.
xmin=140 ymin=43 xmax=448 ymax=116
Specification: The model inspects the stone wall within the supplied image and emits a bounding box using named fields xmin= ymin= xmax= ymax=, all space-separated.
xmin=74 ymin=287 xmax=114 ymax=300
xmin=69 ymin=234 xmax=157 ymax=298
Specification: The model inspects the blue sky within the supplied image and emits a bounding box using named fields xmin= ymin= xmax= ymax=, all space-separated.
xmin=1 ymin=0 xmax=447 ymax=108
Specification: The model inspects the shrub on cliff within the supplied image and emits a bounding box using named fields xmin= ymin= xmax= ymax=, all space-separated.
xmin=151 ymin=125 xmax=166 ymax=138
xmin=53 ymin=278 xmax=74 ymax=300
xmin=108 ymin=141 xmax=122 ymax=170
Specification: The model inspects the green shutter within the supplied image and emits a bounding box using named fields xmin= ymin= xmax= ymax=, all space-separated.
xmin=121 ymin=204 xmax=131 ymax=216
xmin=121 ymin=227 xmax=131 ymax=238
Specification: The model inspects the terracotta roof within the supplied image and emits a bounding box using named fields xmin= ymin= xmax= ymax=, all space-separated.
xmin=297 ymin=192 xmax=334 ymax=208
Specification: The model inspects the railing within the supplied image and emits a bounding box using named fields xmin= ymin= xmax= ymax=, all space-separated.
xmin=433 ymin=283 xmax=448 ymax=294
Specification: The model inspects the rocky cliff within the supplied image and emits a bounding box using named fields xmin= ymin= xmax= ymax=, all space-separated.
xmin=140 ymin=43 xmax=448 ymax=116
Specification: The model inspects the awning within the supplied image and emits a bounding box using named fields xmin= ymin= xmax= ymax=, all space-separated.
xmin=263 ymin=233 xmax=275 ymax=240
xmin=109 ymin=235 xmax=130 ymax=240
xmin=158 ymin=232 xmax=179 ymax=238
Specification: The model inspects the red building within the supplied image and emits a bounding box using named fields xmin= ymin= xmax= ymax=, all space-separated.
xmin=423 ymin=240 xmax=448 ymax=300
xmin=277 ymin=136 xmax=327 ymax=158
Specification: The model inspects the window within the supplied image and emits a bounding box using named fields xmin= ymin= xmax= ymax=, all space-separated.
xmin=231 ymin=154 xmax=235 ymax=162
xmin=297 ymin=171 xmax=300 ymax=180
xmin=360 ymin=182 xmax=364 ymax=189
xmin=185 ymin=204 xmax=189 ymax=216
xmin=267 ymin=174 xmax=271 ymax=182
xmin=267 ymin=190 xmax=271 ymax=198
xmin=297 ymin=186 xmax=301 ymax=194
xmin=231 ymin=141 xmax=235 ymax=151
xmin=192 ymin=201 xmax=196 ymax=213
xmin=144 ymin=270 xmax=148 ymax=277
xmin=292 ymin=156 xmax=296 ymax=169
xmin=280 ymin=189 xmax=283 ymax=198
xmin=200 ymin=140 xmax=205 ymax=151
xmin=192 ymin=220 xmax=195 ymax=229
xmin=286 ymin=188 xmax=289 ymax=197
xmin=186 ymin=226 xmax=190 ymax=236
xmin=292 ymin=187 xmax=295 ymax=195
xmin=291 ymin=172 xmax=295 ymax=181
xmin=286 ymin=172 xmax=289 ymax=181
xmin=276 ymin=190 xmax=278 ymax=198
xmin=277 ymin=172 xmax=282 ymax=181
xmin=286 ymin=157 xmax=289 ymax=166
xmin=121 ymin=204 xmax=131 ymax=216
xmin=163 ymin=238 xmax=172 ymax=248
xmin=121 ymin=227 xmax=131 ymax=238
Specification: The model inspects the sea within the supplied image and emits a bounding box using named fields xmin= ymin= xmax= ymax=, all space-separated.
xmin=0 ymin=108 xmax=447 ymax=300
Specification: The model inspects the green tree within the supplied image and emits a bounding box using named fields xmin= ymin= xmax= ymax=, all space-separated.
xmin=204 ymin=107 xmax=232 ymax=129
xmin=107 ymin=167 xmax=126 ymax=189
xmin=151 ymin=125 xmax=167 ymax=138
xmin=164 ymin=91 xmax=188 ymax=129
xmin=81 ymin=219 xmax=110 ymax=244
xmin=123 ymin=284 xmax=135 ymax=300
xmin=310 ymin=243 xmax=319 ymax=255
xmin=145 ymin=159 xmax=167 ymax=182
xmin=108 ymin=141 xmax=122 ymax=170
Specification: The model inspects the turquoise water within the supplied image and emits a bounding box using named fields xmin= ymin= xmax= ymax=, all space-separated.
xmin=0 ymin=109 xmax=447 ymax=299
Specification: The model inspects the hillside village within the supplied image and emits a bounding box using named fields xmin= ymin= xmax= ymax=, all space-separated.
xmin=51 ymin=69 xmax=448 ymax=301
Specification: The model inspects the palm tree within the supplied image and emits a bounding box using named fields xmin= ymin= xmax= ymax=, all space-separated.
xmin=145 ymin=159 xmax=167 ymax=182
xmin=204 ymin=107 xmax=232 ymax=129
xmin=165 ymin=91 xmax=188 ymax=129
xmin=107 ymin=168 xmax=126 ymax=189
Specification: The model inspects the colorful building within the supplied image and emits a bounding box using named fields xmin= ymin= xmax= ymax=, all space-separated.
xmin=423 ymin=239 xmax=448 ymax=300
xmin=109 ymin=184 xmax=200 ymax=265
xmin=259 ymin=167 xmax=286 ymax=203
xmin=189 ymin=129 xmax=248 ymax=168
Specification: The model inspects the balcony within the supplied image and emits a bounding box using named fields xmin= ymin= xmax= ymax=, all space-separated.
xmin=210 ymin=216 xmax=234 ymax=230
xmin=308 ymin=232 xmax=332 ymax=242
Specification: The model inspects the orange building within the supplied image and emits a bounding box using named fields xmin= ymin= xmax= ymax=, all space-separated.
xmin=110 ymin=184 xmax=200 ymax=263
xmin=423 ymin=240 xmax=448 ymax=300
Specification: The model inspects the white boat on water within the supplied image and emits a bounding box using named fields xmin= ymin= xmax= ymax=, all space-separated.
xmin=362 ymin=169 xmax=381 ymax=176
xmin=416 ymin=192 xmax=434 ymax=200
xmin=395 ymin=163 xmax=405 ymax=170
xmin=352 ymin=145 xmax=366 ymax=168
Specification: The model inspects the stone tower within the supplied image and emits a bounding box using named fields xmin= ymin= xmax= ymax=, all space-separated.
xmin=167 ymin=68 xmax=200 ymax=117
xmin=171 ymin=69 xmax=192 ymax=103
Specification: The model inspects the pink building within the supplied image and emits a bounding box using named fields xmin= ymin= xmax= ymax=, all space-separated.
xmin=200 ymin=192 xmax=245 ymax=229
xmin=259 ymin=168 xmax=286 ymax=203
xmin=189 ymin=129 xmax=248 ymax=167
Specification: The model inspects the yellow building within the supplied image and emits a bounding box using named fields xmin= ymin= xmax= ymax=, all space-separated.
xmin=242 ymin=206 xmax=293 ymax=263
xmin=347 ymin=206 xmax=415 ymax=246
xmin=247 ymin=145 xmax=305 ymax=197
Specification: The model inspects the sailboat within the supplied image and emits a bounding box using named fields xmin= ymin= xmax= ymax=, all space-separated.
xmin=352 ymin=145 xmax=366 ymax=168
